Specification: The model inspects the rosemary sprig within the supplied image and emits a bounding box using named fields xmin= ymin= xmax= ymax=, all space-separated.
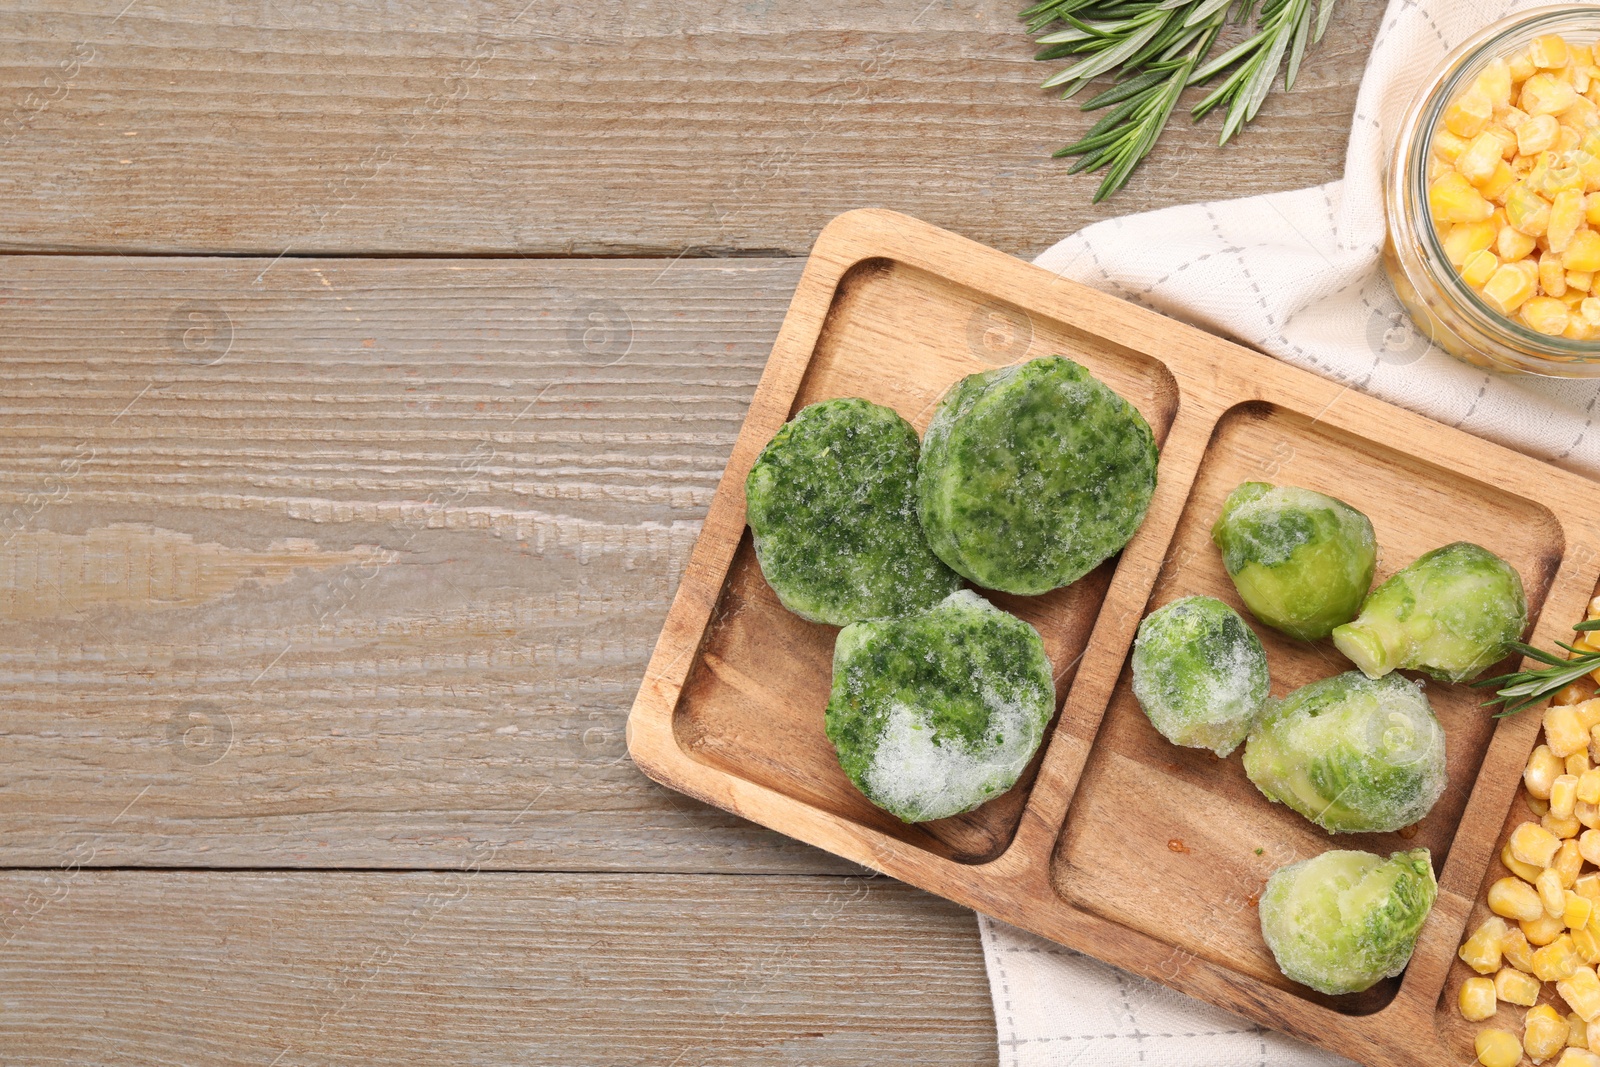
xmin=1021 ymin=0 xmax=1337 ymax=201
xmin=1474 ymin=619 xmax=1600 ymax=718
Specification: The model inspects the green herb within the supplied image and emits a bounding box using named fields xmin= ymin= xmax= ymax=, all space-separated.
xmin=1474 ymin=619 xmax=1600 ymax=718
xmin=1020 ymin=0 xmax=1338 ymax=201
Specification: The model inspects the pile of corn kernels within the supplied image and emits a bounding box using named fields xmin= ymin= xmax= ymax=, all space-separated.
xmin=1458 ymin=600 xmax=1600 ymax=1067
xmin=1429 ymin=34 xmax=1600 ymax=340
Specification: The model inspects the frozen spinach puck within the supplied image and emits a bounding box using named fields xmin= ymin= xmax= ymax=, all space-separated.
xmin=917 ymin=356 xmax=1157 ymax=596
xmin=825 ymin=589 xmax=1055 ymax=823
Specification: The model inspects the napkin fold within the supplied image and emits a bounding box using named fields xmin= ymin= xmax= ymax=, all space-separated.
xmin=982 ymin=0 xmax=1598 ymax=1062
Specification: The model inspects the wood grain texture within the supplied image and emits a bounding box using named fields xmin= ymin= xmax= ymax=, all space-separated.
xmin=0 ymin=870 xmax=995 ymax=1065
xmin=0 ymin=0 xmax=1381 ymax=258
xmin=0 ymin=253 xmax=889 ymax=874
xmin=628 ymin=210 xmax=1600 ymax=1066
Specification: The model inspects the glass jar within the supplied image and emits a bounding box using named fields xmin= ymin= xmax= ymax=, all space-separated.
xmin=1385 ymin=5 xmax=1600 ymax=376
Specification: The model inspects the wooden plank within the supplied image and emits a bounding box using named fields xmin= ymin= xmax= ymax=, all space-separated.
xmin=628 ymin=210 xmax=1600 ymax=1066
xmin=0 ymin=0 xmax=1383 ymax=257
xmin=0 ymin=253 xmax=871 ymax=873
xmin=0 ymin=870 xmax=995 ymax=1065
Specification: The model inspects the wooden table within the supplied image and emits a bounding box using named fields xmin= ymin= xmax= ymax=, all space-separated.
xmin=0 ymin=2 xmax=1384 ymax=1061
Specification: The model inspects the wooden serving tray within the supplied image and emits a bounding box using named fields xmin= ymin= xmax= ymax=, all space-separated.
xmin=626 ymin=208 xmax=1600 ymax=1066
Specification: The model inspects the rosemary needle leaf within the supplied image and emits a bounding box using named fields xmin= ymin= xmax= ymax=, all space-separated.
xmin=1477 ymin=625 xmax=1600 ymax=717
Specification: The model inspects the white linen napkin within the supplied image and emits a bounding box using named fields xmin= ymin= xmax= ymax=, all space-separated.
xmin=982 ymin=0 xmax=1600 ymax=1063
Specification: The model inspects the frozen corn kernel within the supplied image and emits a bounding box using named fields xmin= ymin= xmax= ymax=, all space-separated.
xmin=1557 ymin=775 xmax=1583 ymax=818
xmin=1528 ymin=912 xmax=1570 ymax=946
xmin=1511 ymin=842 xmax=1550 ymax=882
xmin=1590 ymin=1020 xmax=1600 ymax=1054
xmin=1560 ymin=840 xmax=1586 ymax=886
xmin=1579 ymin=800 xmax=1600 ymax=829
xmin=1570 ymin=893 xmax=1594 ymax=931
xmin=1484 ymin=161 xmax=1518 ymax=202
xmin=1515 ymin=822 xmax=1566 ymax=867
xmin=1486 ymin=262 xmax=1540 ymax=314
xmin=1536 ymin=934 xmax=1582 ymax=980
xmin=1481 ymin=56 xmax=1516 ymax=103
xmin=1527 ymin=73 xmax=1582 ymax=116
xmin=1501 ymin=223 xmax=1540 ymax=261
xmin=1552 ymin=190 xmax=1588 ymax=252
xmin=1548 ymin=812 xmax=1584 ymax=840
xmin=1535 ymin=794 xmax=1555 ymax=818
xmin=1463 ymin=976 xmax=1500 ymax=1021
xmin=1558 ymin=1050 xmax=1600 ymax=1067
xmin=1571 ymin=1011 xmax=1589 ymax=1049
xmin=1566 ymin=966 xmax=1600 ymax=1022
xmin=1522 ymin=113 xmax=1563 ymax=154
xmin=1481 ymin=1026 xmax=1523 ymax=1067
xmin=1508 ymin=182 xmax=1555 ymax=234
xmin=1534 ymin=1004 xmax=1575 ymax=1062
xmin=1582 ymin=770 xmax=1600 ymax=806
xmin=1500 ymin=965 xmax=1544 ymax=1005
xmin=1572 ymin=271 xmax=1595 ymax=293
xmin=1436 ymin=129 xmax=1471 ymax=161
xmin=1448 ymin=219 xmax=1502 ymax=266
xmin=1576 ymin=926 xmax=1600 ymax=964
xmin=1450 ymin=86 xmax=1497 ymax=137
xmin=1545 ymin=254 xmax=1574 ymax=296
xmin=1435 ymin=171 xmax=1497 ymax=223
xmin=1534 ymin=746 xmax=1567 ymax=799
xmin=1465 ymin=249 xmax=1502 ymax=286
xmin=1463 ymin=131 xmax=1512 ymax=184
xmin=1464 ymin=916 xmax=1513 ymax=973
xmin=1534 ymin=35 xmax=1573 ymax=70
xmin=1507 ymin=928 xmax=1539 ymax=971
xmin=1553 ymin=706 xmax=1594 ymax=758
xmin=1570 ymin=231 xmax=1600 ymax=273
xmin=1546 ymin=869 xmax=1573 ymax=915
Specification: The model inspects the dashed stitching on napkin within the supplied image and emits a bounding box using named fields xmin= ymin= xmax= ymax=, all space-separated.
xmin=1558 ymin=390 xmax=1599 ymax=461
xmin=986 ymin=917 xmax=1023 ymax=1067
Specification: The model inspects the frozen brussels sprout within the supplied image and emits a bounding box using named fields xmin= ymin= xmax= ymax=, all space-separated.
xmin=1131 ymin=596 xmax=1270 ymax=757
xmin=1243 ymin=671 xmax=1446 ymax=834
xmin=745 ymin=397 xmax=961 ymax=626
xmin=917 ymin=356 xmax=1157 ymax=596
xmin=1259 ymin=848 xmax=1438 ymax=995
xmin=1210 ymin=483 xmax=1376 ymax=641
xmin=825 ymin=589 xmax=1055 ymax=823
xmin=1332 ymin=541 xmax=1528 ymax=684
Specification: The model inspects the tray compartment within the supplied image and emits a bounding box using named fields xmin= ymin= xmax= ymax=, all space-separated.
xmin=671 ymin=257 xmax=1180 ymax=863
xmin=1052 ymin=400 xmax=1564 ymax=1013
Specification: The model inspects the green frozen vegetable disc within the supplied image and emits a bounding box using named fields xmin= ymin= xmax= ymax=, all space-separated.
xmin=824 ymin=589 xmax=1055 ymax=823
xmin=1131 ymin=595 xmax=1270 ymax=757
xmin=1259 ymin=848 xmax=1438 ymax=995
xmin=745 ymin=397 xmax=962 ymax=626
xmin=916 ymin=356 xmax=1157 ymax=596
xmin=1243 ymin=671 xmax=1447 ymax=834
xmin=1210 ymin=482 xmax=1376 ymax=641
xmin=1332 ymin=541 xmax=1528 ymax=684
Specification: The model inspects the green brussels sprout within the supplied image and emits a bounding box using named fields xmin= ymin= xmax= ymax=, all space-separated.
xmin=1131 ymin=596 xmax=1270 ymax=757
xmin=1210 ymin=483 xmax=1376 ymax=641
xmin=1243 ymin=671 xmax=1446 ymax=834
xmin=917 ymin=355 xmax=1157 ymax=596
xmin=745 ymin=397 xmax=961 ymax=626
xmin=1258 ymin=848 xmax=1438 ymax=995
xmin=1331 ymin=541 xmax=1528 ymax=684
xmin=825 ymin=589 xmax=1055 ymax=823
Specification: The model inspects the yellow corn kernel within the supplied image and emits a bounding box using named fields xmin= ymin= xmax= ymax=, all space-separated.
xmin=1557 ymin=774 xmax=1583 ymax=819
xmin=1575 ymin=925 xmax=1600 ymax=964
xmin=1558 ymin=1049 xmax=1600 ymax=1067
xmin=1435 ymin=171 xmax=1497 ymax=224
xmin=1486 ymin=262 xmax=1540 ymax=313
xmin=1566 ymin=96 xmax=1600 ymax=132
xmin=1570 ymin=893 xmax=1594 ymax=931
xmin=1529 ymin=912 xmax=1570 ymax=946
xmin=1511 ymin=842 xmax=1551 ymax=882
xmin=1509 ymin=182 xmax=1556 ymax=234
xmin=1481 ymin=1027 xmax=1523 ymax=1067
xmin=1552 ymin=191 xmax=1589 ymax=251
xmin=1534 ymin=1003 xmax=1575 ymax=1062
xmin=1484 ymin=161 xmax=1518 ymax=203
xmin=1450 ymin=85 xmax=1497 ymax=136
xmin=1548 ymin=811 xmax=1584 ymax=840
xmin=1590 ymin=1020 xmax=1600 ymax=1055
xmin=1582 ymin=770 xmax=1600 ymax=806
xmin=1464 ymin=916 xmax=1513 ymax=973
xmin=1447 ymin=219 xmax=1501 ymax=266
xmin=1581 ymin=875 xmax=1600 ymax=903
xmin=1513 ymin=47 xmax=1540 ymax=81
xmin=1571 ymin=1011 xmax=1589 ymax=1049
xmin=1500 ymin=965 xmax=1544 ymax=1005
xmin=1544 ymin=255 xmax=1573 ymax=297
xmin=1462 ymin=131 xmax=1511 ymax=185
xmin=1436 ymin=129 xmax=1470 ymax=161
xmin=1546 ymin=869 xmax=1573 ymax=915
xmin=1527 ymin=72 xmax=1582 ymax=116
xmin=1567 ymin=966 xmax=1600 ymax=1022
xmin=1585 ymin=298 xmax=1600 ymax=327
xmin=1552 ymin=706 xmax=1595 ymax=758
xmin=1585 ymin=701 xmax=1600 ymax=731
xmin=1507 ymin=928 xmax=1539 ymax=971
xmin=1480 ymin=56 xmax=1517 ymax=103
xmin=1522 ymin=113 xmax=1563 ymax=154
xmin=1559 ymin=840 xmax=1585 ymax=886
xmin=1465 ymin=249 xmax=1502 ymax=286
xmin=1516 ymin=821 xmax=1567 ymax=866
xmin=1502 ymin=223 xmax=1540 ymax=260
xmin=1568 ymin=231 xmax=1600 ymax=273
xmin=1531 ymin=747 xmax=1567 ymax=800
xmin=1571 ymin=271 xmax=1595 ymax=293
xmin=1462 ymin=976 xmax=1500 ymax=1020
xmin=1577 ymin=751 xmax=1596 ymax=774
xmin=1535 ymin=794 xmax=1555 ymax=818
xmin=1533 ymin=35 xmax=1572 ymax=70
xmin=1536 ymin=934 xmax=1582 ymax=980
xmin=1582 ymin=799 xmax=1600 ymax=829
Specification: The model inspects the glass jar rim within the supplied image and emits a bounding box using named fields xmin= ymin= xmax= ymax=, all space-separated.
xmin=1397 ymin=4 xmax=1600 ymax=358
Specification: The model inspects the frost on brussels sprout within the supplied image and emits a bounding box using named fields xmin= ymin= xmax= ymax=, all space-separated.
xmin=1332 ymin=541 xmax=1528 ymax=684
xmin=1131 ymin=596 xmax=1269 ymax=757
xmin=745 ymin=397 xmax=961 ymax=626
xmin=824 ymin=590 xmax=1055 ymax=823
xmin=917 ymin=356 xmax=1157 ymax=596
xmin=1243 ymin=672 xmax=1447 ymax=834
xmin=1259 ymin=848 xmax=1438 ymax=995
xmin=1210 ymin=482 xmax=1376 ymax=641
